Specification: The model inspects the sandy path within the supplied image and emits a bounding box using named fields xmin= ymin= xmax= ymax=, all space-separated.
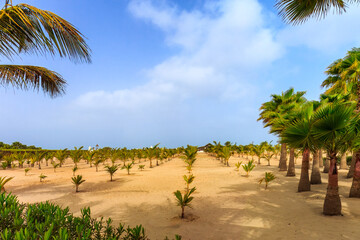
xmin=3 ymin=153 xmax=360 ymax=239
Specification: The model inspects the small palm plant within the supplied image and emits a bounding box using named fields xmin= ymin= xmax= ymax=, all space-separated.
xmin=52 ymin=162 xmax=60 ymax=172
xmin=1 ymin=161 xmax=7 ymax=170
xmin=24 ymin=168 xmax=31 ymax=176
xmin=71 ymin=175 xmax=85 ymax=192
xmin=235 ymin=161 xmax=242 ymax=171
xmin=242 ymin=160 xmax=255 ymax=177
xmin=138 ymin=165 xmax=145 ymax=171
xmin=122 ymin=163 xmax=133 ymax=175
xmin=259 ymin=172 xmax=276 ymax=190
xmin=173 ymin=187 xmax=196 ymax=219
xmin=182 ymin=145 xmax=197 ymax=170
xmin=183 ymin=174 xmax=195 ymax=192
xmin=0 ymin=176 xmax=14 ymax=192
xmin=105 ymin=165 xmax=119 ymax=181
xmin=39 ymin=173 xmax=47 ymax=182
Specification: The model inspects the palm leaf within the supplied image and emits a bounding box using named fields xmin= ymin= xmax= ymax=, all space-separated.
xmin=0 ymin=4 xmax=91 ymax=62
xmin=275 ymin=0 xmax=348 ymax=25
xmin=0 ymin=64 xmax=65 ymax=97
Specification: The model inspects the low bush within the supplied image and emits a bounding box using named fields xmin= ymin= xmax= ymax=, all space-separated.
xmin=0 ymin=192 xmax=179 ymax=239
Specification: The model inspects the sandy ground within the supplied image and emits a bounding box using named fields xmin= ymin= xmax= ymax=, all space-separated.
xmin=3 ymin=153 xmax=360 ymax=240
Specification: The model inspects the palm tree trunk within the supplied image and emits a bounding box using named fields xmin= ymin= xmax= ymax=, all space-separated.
xmin=323 ymin=152 xmax=341 ymax=215
xmin=349 ymin=151 xmax=360 ymax=197
xmin=150 ymin=159 xmax=153 ymax=168
xmin=181 ymin=206 xmax=185 ymax=218
xmin=311 ymin=151 xmax=321 ymax=184
xmin=76 ymin=185 xmax=79 ymax=192
xmin=339 ymin=153 xmax=348 ymax=169
xmin=258 ymin=156 xmax=261 ymax=165
xmin=279 ymin=143 xmax=287 ymax=171
xmin=319 ymin=149 xmax=323 ymax=168
xmin=298 ymin=148 xmax=310 ymax=192
xmin=286 ymin=148 xmax=295 ymax=177
xmin=347 ymin=154 xmax=356 ymax=178
xmin=38 ymin=161 xmax=41 ymax=169
xmin=323 ymin=153 xmax=330 ymax=173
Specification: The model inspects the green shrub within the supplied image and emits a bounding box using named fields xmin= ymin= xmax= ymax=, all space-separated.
xmin=0 ymin=192 xmax=162 ymax=239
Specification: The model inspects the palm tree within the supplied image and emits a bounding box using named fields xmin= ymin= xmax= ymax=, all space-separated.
xmin=145 ymin=144 xmax=159 ymax=168
xmin=54 ymin=149 xmax=68 ymax=167
xmin=258 ymin=88 xmax=306 ymax=171
xmin=0 ymin=1 xmax=91 ymax=97
xmin=32 ymin=151 xmax=47 ymax=169
xmin=275 ymin=0 xmax=355 ymax=25
xmin=262 ymin=145 xmax=275 ymax=166
xmin=183 ymin=145 xmax=198 ymax=169
xmin=173 ymin=187 xmax=196 ymax=219
xmin=39 ymin=173 xmax=47 ymax=182
xmin=284 ymin=102 xmax=356 ymax=215
xmin=281 ymin=102 xmax=315 ymax=192
xmin=235 ymin=161 xmax=242 ymax=171
xmin=70 ymin=147 xmax=83 ymax=167
xmin=310 ymin=150 xmax=322 ymax=184
xmin=321 ymin=49 xmax=360 ymax=197
xmin=259 ymin=172 xmax=276 ymax=190
xmin=242 ymin=160 xmax=255 ymax=177
xmin=84 ymin=150 xmax=97 ymax=168
xmin=71 ymin=175 xmax=85 ymax=192
xmin=219 ymin=146 xmax=232 ymax=166
xmin=122 ymin=163 xmax=133 ymax=175
xmin=105 ymin=165 xmax=119 ymax=181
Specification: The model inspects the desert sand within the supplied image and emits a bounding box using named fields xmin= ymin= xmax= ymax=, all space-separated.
xmin=3 ymin=153 xmax=360 ymax=240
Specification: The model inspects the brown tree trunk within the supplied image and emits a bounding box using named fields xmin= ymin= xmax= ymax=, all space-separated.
xmin=349 ymin=151 xmax=360 ymax=198
xmin=323 ymin=153 xmax=330 ymax=173
xmin=311 ymin=151 xmax=322 ymax=184
xmin=319 ymin=149 xmax=323 ymax=168
xmin=181 ymin=206 xmax=185 ymax=218
xmin=323 ymin=152 xmax=341 ymax=215
xmin=258 ymin=156 xmax=261 ymax=165
xmin=339 ymin=153 xmax=348 ymax=169
xmin=286 ymin=148 xmax=295 ymax=177
xmin=347 ymin=154 xmax=356 ymax=178
xmin=298 ymin=149 xmax=311 ymax=192
xmin=279 ymin=143 xmax=287 ymax=171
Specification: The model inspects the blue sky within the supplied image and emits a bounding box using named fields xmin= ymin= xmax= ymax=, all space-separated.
xmin=1 ymin=0 xmax=360 ymax=149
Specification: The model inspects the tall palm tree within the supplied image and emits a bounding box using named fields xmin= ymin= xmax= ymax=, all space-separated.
xmin=275 ymin=0 xmax=355 ymax=25
xmin=281 ymin=102 xmax=316 ymax=192
xmin=70 ymin=146 xmax=83 ymax=167
xmin=321 ymin=49 xmax=360 ymax=197
xmin=258 ymin=88 xmax=306 ymax=171
xmin=0 ymin=1 xmax=91 ymax=96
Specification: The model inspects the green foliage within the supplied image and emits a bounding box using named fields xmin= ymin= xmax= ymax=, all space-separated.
xmin=183 ymin=174 xmax=195 ymax=192
xmin=138 ymin=165 xmax=145 ymax=171
xmin=122 ymin=163 xmax=133 ymax=175
xmin=70 ymin=146 xmax=84 ymax=167
xmin=52 ymin=162 xmax=60 ymax=172
xmin=1 ymin=161 xmax=7 ymax=170
xmin=72 ymin=166 xmax=78 ymax=176
xmin=0 ymin=141 xmax=41 ymax=150
xmin=0 ymin=176 xmax=14 ymax=192
xmin=39 ymin=174 xmax=47 ymax=182
xmin=242 ymin=160 xmax=255 ymax=177
xmin=234 ymin=161 xmax=242 ymax=171
xmin=259 ymin=172 xmax=277 ymax=189
xmin=105 ymin=165 xmax=119 ymax=181
xmin=71 ymin=175 xmax=85 ymax=192
xmin=24 ymin=168 xmax=30 ymax=176
xmin=173 ymin=187 xmax=196 ymax=219
xmin=0 ymin=192 xmax=153 ymax=239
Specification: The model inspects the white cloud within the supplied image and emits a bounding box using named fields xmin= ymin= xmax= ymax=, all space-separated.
xmin=74 ymin=0 xmax=283 ymax=110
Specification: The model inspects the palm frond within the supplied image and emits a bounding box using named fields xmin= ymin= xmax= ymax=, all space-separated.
xmin=0 ymin=4 xmax=91 ymax=62
xmin=0 ymin=64 xmax=65 ymax=97
xmin=275 ymin=0 xmax=348 ymax=25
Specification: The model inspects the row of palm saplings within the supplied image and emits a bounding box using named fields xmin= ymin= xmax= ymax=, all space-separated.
xmin=204 ymin=141 xmax=284 ymax=167
xmin=174 ymin=145 xmax=197 ymax=218
xmin=0 ymin=146 xmax=181 ymax=192
xmin=258 ymin=48 xmax=360 ymax=216
xmin=0 ymin=145 xmax=180 ymax=171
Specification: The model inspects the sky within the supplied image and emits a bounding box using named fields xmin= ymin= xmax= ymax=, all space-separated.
xmin=1 ymin=0 xmax=360 ymax=149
